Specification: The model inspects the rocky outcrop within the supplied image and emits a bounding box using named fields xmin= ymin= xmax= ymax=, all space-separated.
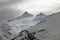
xmin=11 ymin=29 xmax=48 ymax=40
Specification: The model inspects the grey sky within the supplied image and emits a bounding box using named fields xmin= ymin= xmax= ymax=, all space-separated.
xmin=0 ymin=0 xmax=60 ymax=23
xmin=10 ymin=0 xmax=60 ymax=15
xmin=0 ymin=0 xmax=26 ymax=23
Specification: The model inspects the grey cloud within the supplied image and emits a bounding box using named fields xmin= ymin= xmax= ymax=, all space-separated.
xmin=0 ymin=7 xmax=23 ymax=23
xmin=0 ymin=0 xmax=27 ymax=7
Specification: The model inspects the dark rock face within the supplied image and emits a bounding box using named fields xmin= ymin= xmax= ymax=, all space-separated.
xmin=21 ymin=12 xmax=33 ymax=17
xmin=11 ymin=30 xmax=36 ymax=40
xmin=11 ymin=29 xmax=48 ymax=40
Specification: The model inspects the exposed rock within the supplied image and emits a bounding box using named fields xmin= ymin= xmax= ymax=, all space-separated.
xmin=11 ymin=29 xmax=48 ymax=40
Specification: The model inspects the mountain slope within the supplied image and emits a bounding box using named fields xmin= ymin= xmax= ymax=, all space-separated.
xmin=0 ymin=12 xmax=47 ymax=40
xmin=12 ymin=12 xmax=60 ymax=40
xmin=28 ymin=12 xmax=60 ymax=40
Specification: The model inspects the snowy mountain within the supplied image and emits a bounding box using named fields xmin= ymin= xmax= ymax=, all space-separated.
xmin=7 ymin=12 xmax=33 ymax=22
xmin=16 ymin=12 xmax=33 ymax=19
xmin=0 ymin=12 xmax=47 ymax=40
xmin=11 ymin=12 xmax=60 ymax=40
xmin=33 ymin=13 xmax=47 ymax=22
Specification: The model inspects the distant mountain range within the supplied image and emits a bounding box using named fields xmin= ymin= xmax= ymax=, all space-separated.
xmin=0 ymin=12 xmax=47 ymax=40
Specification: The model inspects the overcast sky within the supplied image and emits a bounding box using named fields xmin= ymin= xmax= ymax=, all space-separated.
xmin=0 ymin=0 xmax=60 ymax=22
xmin=11 ymin=0 xmax=60 ymax=15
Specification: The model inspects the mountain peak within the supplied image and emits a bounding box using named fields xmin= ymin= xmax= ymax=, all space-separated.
xmin=36 ymin=13 xmax=46 ymax=17
xmin=16 ymin=12 xmax=33 ymax=19
xmin=22 ymin=12 xmax=33 ymax=17
xmin=23 ymin=12 xmax=29 ymax=15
